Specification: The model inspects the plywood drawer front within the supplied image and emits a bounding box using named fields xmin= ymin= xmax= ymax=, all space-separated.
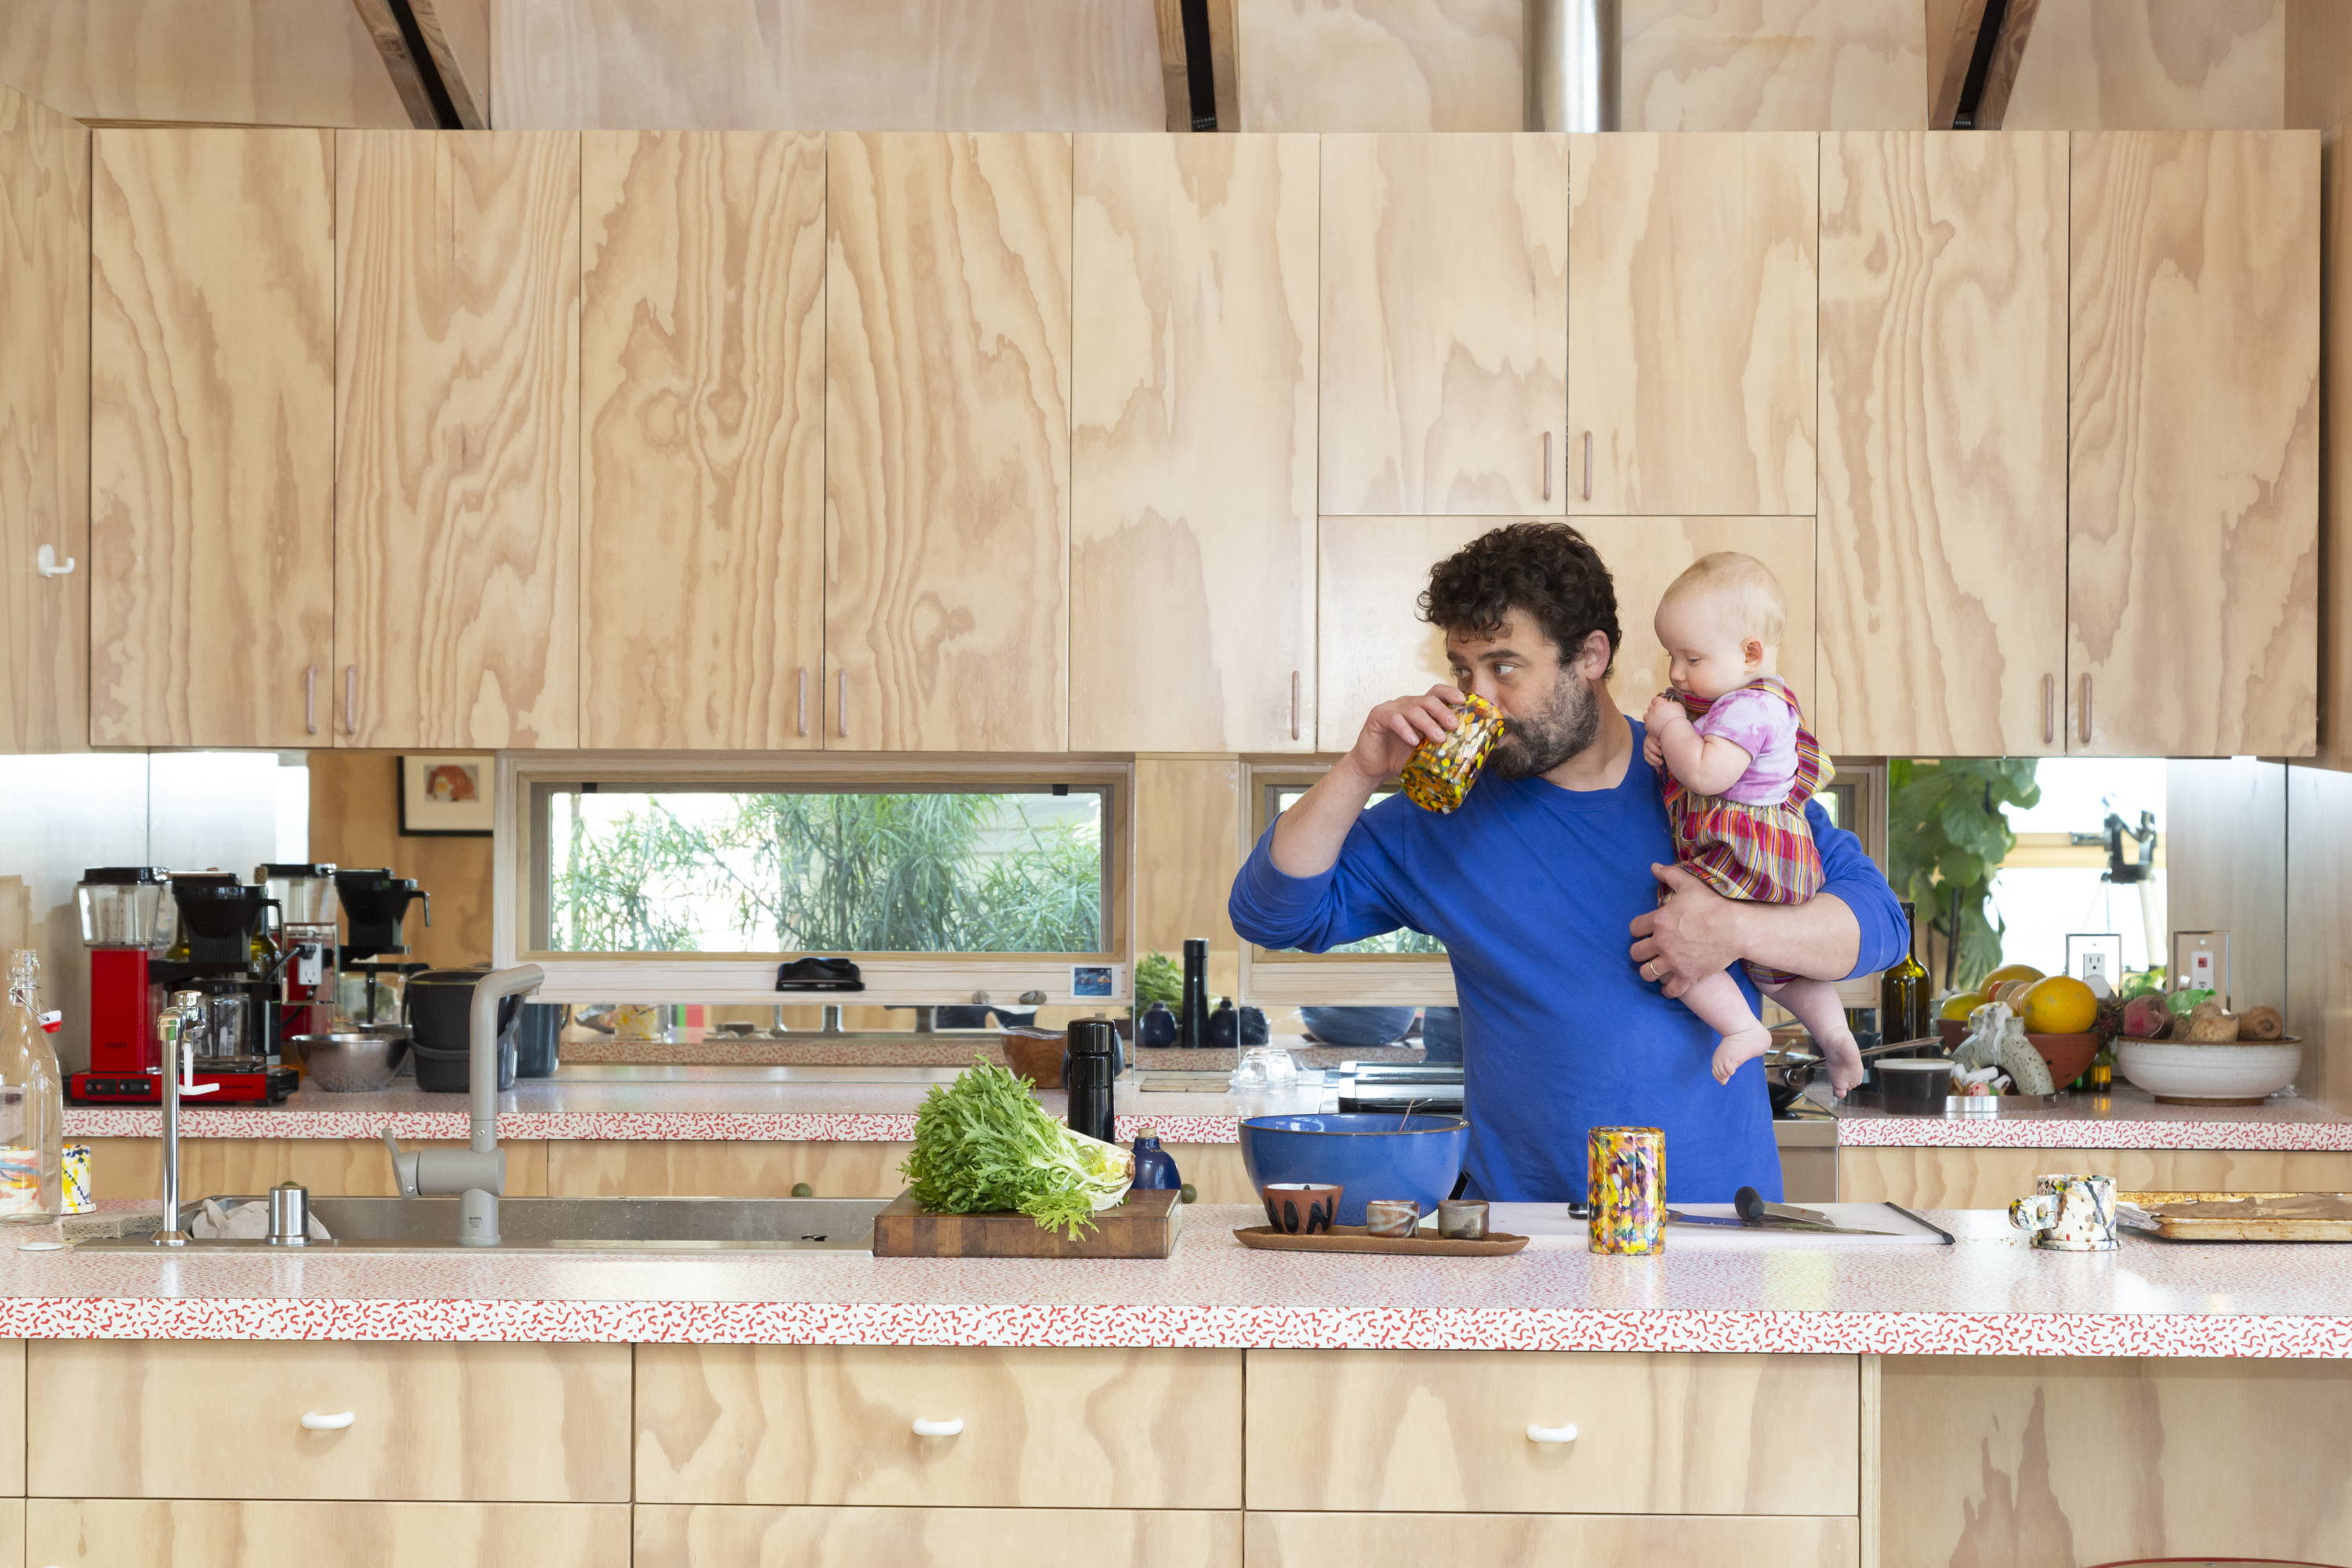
xmin=637 ymin=1506 xmax=1243 ymax=1567
xmin=636 ymin=1344 xmax=1242 ymax=1508
xmin=27 ymin=1341 xmax=631 ymax=1502
xmin=1245 ymin=1511 xmax=1859 ymax=1567
xmin=1244 ymin=1350 xmax=1858 ymax=1515
xmin=27 ymin=1499 xmax=630 ymax=1567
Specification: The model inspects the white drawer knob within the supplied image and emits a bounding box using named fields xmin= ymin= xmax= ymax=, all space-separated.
xmin=911 ymin=1416 xmax=964 ymax=1439
xmin=1525 ymin=1422 xmax=1579 ymax=1445
xmin=300 ymin=1410 xmax=355 ymax=1432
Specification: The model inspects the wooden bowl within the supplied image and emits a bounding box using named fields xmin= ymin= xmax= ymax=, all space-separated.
xmin=1000 ymin=1028 xmax=1065 ymax=1089
xmin=2027 ymin=1031 xmax=2099 ymax=1087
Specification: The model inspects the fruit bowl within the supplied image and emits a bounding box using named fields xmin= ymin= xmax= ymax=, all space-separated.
xmin=2027 ymin=1032 xmax=2098 ymax=1087
xmin=2114 ymin=1039 xmax=2302 ymax=1105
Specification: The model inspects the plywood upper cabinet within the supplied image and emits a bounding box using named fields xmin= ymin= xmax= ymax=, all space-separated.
xmin=825 ymin=132 xmax=1071 ymax=753
xmin=2069 ymin=130 xmax=2320 ymax=757
xmin=580 ymin=130 xmax=826 ymax=751
xmin=1816 ymin=131 xmax=2067 ymax=758
xmin=1569 ymin=132 xmax=1817 ymax=517
xmin=1319 ymin=133 xmax=1567 ymax=517
xmin=1072 ymin=133 xmax=1317 ymax=753
xmin=0 ymin=85 xmax=88 ymax=756
xmin=1317 ymin=516 xmax=1815 ymax=753
xmin=89 ymin=129 xmax=335 ymax=750
xmin=334 ymin=130 xmax=580 ymax=750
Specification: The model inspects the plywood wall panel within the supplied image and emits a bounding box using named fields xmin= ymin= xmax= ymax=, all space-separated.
xmin=1236 ymin=0 xmax=1522 ymax=132
xmin=0 ymin=84 xmax=86 ymax=757
xmin=1072 ymin=133 xmax=1318 ymax=753
xmin=89 ymin=129 xmax=335 ymax=750
xmin=1621 ymin=0 xmax=1928 ymax=132
xmin=2006 ymin=0 xmax=2285 ymax=130
xmin=0 ymin=0 xmax=414 ymax=128
xmin=2165 ymin=757 xmax=2288 ymax=1022
xmin=307 ymin=752 xmax=495 ymax=971
xmin=2286 ymin=0 xmax=2352 ymax=130
xmin=580 ymin=131 xmax=826 ymax=751
xmin=2286 ymin=762 xmax=2352 ymax=1109
xmin=494 ymin=0 xmax=1160 ymax=131
xmin=1133 ymin=758 xmax=1245 ymax=997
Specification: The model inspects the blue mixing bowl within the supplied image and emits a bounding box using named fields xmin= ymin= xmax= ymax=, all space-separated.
xmin=1238 ymin=1113 xmax=1470 ymax=1228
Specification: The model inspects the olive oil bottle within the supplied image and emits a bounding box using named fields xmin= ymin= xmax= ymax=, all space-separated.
xmin=1879 ymin=901 xmax=1931 ymax=1046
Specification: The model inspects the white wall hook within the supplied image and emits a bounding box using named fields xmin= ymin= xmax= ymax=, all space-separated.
xmin=1525 ymin=1422 xmax=1579 ymax=1444
xmin=299 ymin=1410 xmax=355 ymax=1431
xmin=34 ymin=545 xmax=74 ymax=578
xmin=911 ymin=1416 xmax=964 ymax=1438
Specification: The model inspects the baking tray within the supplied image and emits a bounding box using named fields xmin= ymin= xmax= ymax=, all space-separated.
xmin=2118 ymin=1191 xmax=2352 ymax=1243
xmin=1233 ymin=1224 xmax=1529 ymax=1257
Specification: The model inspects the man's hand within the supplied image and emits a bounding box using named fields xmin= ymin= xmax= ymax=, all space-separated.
xmin=1345 ymin=684 xmax=1467 ymax=786
xmin=1628 ymin=863 xmax=1749 ymax=999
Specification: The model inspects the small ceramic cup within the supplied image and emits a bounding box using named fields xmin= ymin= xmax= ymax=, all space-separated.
xmin=1436 ymin=1198 xmax=1490 ymax=1240
xmin=1259 ymin=1182 xmax=1342 ymax=1236
xmin=2008 ymin=1172 xmax=2119 ymax=1252
xmin=1363 ymin=1199 xmax=1422 ymax=1239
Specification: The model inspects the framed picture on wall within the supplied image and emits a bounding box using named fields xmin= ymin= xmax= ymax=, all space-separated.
xmin=397 ymin=755 xmax=495 ymax=837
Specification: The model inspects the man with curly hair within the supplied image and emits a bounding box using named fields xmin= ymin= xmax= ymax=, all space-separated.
xmin=1228 ymin=522 xmax=1905 ymax=1204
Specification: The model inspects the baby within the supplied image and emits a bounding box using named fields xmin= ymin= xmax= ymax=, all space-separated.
xmin=1639 ymin=552 xmax=1864 ymax=1097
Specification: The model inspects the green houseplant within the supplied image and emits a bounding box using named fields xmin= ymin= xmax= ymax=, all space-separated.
xmin=1886 ymin=758 xmax=2040 ymax=993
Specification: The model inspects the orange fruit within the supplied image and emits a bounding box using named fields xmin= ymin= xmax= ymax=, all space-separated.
xmin=1938 ymin=990 xmax=1988 ymax=1022
xmin=1993 ymin=978 xmax=2040 ymax=1013
xmin=1981 ymin=963 xmax=2047 ymax=991
xmin=2022 ymin=975 xmax=2099 ymax=1035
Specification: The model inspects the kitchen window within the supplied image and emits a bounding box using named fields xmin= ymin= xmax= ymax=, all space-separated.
xmin=495 ymin=755 xmax=1128 ymax=1006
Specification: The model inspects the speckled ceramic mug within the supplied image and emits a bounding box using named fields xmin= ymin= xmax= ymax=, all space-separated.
xmin=2009 ymin=1172 xmax=2119 ymax=1253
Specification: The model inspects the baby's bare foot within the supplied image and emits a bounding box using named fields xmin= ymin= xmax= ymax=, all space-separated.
xmin=1710 ymin=1025 xmax=1773 ymax=1085
xmin=1820 ymin=1034 xmax=1865 ymax=1097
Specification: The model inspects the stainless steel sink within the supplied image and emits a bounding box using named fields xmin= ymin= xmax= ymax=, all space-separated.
xmin=74 ymin=1195 xmax=893 ymax=1252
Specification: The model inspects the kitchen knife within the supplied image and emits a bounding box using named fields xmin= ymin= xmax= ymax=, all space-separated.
xmin=1736 ymin=1185 xmax=1834 ymax=1227
xmin=1666 ymin=1209 xmax=1906 ymax=1238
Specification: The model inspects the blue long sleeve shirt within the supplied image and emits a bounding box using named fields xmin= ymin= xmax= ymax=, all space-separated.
xmin=1229 ymin=717 xmax=1907 ymax=1204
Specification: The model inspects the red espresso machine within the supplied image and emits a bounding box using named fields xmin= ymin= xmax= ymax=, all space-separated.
xmin=68 ymin=869 xmax=299 ymax=1105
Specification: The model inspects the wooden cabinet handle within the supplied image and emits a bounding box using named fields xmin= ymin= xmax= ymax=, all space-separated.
xmin=342 ymin=666 xmax=358 ymax=738
xmin=796 ymin=667 xmax=808 ymax=739
xmin=1542 ymin=431 xmax=1552 ymax=502
xmin=299 ymin=1410 xmax=354 ymax=1431
xmin=1526 ymin=1422 xmax=1579 ymax=1444
xmin=837 ymin=670 xmax=848 ymax=739
xmin=305 ymin=665 xmax=319 ymax=737
xmin=2043 ymin=673 xmax=2054 ymax=746
xmin=1290 ymin=670 xmax=1301 ymax=742
xmin=1581 ymin=433 xmax=1592 ymax=502
xmin=911 ymin=1416 xmax=964 ymax=1438
xmin=2079 ymin=675 xmax=2092 ymax=746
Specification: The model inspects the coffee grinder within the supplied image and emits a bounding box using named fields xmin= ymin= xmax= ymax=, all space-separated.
xmin=258 ymin=863 xmax=339 ymax=1044
xmin=334 ymin=869 xmax=430 ymax=1025
xmin=67 ymin=867 xmax=176 ymax=1101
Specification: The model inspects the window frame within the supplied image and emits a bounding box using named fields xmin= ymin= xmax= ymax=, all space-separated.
xmin=495 ymin=752 xmax=1131 ymax=1005
xmin=1236 ymin=760 xmax=1457 ymax=1008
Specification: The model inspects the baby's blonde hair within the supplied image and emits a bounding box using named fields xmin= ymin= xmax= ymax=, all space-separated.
xmin=1661 ymin=551 xmax=1786 ymax=648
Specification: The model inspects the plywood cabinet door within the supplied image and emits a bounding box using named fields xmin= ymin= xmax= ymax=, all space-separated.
xmin=580 ymin=130 xmax=826 ymax=751
xmin=29 ymin=1500 xmax=630 ymax=1568
xmin=0 ymin=85 xmax=88 ymax=756
xmin=825 ymin=132 xmax=1071 ymax=753
xmin=2068 ymin=130 xmax=2320 ymax=757
xmin=1316 ymin=516 xmax=1814 ymax=754
xmin=1816 ymin=131 xmax=2068 ymax=757
xmin=1569 ymin=132 xmax=1817 ymax=517
xmin=89 ymin=129 xmax=335 ymax=750
xmin=1319 ymin=133 xmax=1568 ymax=517
xmin=1072 ymin=132 xmax=1317 ymax=753
xmin=334 ymin=129 xmax=580 ymax=750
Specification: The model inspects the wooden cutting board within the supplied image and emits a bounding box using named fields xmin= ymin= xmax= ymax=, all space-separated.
xmin=869 ymin=1189 xmax=1182 ymax=1258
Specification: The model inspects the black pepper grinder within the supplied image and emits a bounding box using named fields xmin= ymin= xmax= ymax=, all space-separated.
xmin=1178 ymin=938 xmax=1209 ymax=1051
xmin=1063 ymin=1018 xmax=1119 ymax=1145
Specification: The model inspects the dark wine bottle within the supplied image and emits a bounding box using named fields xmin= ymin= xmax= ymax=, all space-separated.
xmin=1880 ymin=900 xmax=1931 ymax=1047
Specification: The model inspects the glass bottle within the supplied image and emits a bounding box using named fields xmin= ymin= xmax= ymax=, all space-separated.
xmin=1879 ymin=901 xmax=1932 ymax=1047
xmin=0 ymin=951 xmax=64 ymax=1223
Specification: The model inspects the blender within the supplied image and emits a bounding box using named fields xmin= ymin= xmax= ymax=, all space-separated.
xmin=66 ymin=868 xmax=176 ymax=1102
xmin=259 ymin=863 xmax=339 ymax=1044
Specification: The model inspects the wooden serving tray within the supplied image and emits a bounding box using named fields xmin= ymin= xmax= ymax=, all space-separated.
xmin=870 ymin=1189 xmax=1181 ymax=1258
xmin=2118 ymin=1190 xmax=2352 ymax=1243
xmin=1232 ymin=1224 xmax=1529 ymax=1258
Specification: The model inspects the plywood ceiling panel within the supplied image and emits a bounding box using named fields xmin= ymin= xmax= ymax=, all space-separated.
xmin=493 ymin=0 xmax=1162 ymax=130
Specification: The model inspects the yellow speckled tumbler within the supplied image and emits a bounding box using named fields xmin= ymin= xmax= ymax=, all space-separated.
xmin=1588 ymin=1127 xmax=1664 ymax=1254
xmin=1397 ymin=694 xmax=1506 ymax=814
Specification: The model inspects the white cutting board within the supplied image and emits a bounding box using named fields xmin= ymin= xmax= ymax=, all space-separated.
xmin=1488 ymin=1201 xmax=1951 ymax=1248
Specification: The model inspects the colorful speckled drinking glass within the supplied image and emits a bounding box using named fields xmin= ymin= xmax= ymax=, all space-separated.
xmin=1588 ymin=1127 xmax=1665 ymax=1254
xmin=1398 ymin=694 xmax=1506 ymax=814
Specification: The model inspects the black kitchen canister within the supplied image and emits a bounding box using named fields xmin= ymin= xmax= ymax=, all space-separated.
xmin=1062 ymin=1018 xmax=1119 ymax=1145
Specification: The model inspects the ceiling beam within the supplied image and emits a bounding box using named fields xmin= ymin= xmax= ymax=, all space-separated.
xmin=1933 ymin=0 xmax=2041 ymax=130
xmin=348 ymin=0 xmax=484 ymax=129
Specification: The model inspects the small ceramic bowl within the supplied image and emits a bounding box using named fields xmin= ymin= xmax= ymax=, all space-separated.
xmin=1259 ymin=1181 xmax=1342 ymax=1235
xmin=1364 ymin=1199 xmax=1422 ymax=1239
xmin=1436 ymin=1198 xmax=1490 ymax=1240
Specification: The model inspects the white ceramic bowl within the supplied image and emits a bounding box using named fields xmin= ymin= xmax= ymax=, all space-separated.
xmin=2114 ymin=1039 xmax=2302 ymax=1104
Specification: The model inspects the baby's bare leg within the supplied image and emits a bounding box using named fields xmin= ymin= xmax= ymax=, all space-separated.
xmin=1681 ymin=970 xmax=1774 ymax=1085
xmin=1762 ymin=976 xmax=1864 ymax=1096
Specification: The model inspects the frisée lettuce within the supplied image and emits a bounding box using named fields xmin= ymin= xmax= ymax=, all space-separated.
xmin=902 ymin=1059 xmax=1135 ymax=1238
